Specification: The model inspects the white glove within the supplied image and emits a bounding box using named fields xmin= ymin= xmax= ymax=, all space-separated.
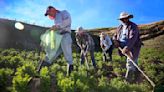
xmin=102 ymin=49 xmax=106 ymax=52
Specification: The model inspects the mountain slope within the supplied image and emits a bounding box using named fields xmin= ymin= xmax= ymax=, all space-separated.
xmin=0 ymin=18 xmax=163 ymax=51
xmin=89 ymin=20 xmax=164 ymax=40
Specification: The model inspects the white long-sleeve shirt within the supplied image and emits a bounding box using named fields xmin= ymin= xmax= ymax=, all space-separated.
xmin=100 ymin=35 xmax=112 ymax=51
xmin=54 ymin=10 xmax=71 ymax=34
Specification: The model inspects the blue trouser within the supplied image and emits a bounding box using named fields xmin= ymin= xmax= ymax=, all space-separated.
xmin=80 ymin=50 xmax=96 ymax=67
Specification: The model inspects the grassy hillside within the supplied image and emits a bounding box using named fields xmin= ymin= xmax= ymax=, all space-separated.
xmin=84 ymin=20 xmax=164 ymax=52
xmin=0 ymin=35 xmax=163 ymax=92
xmin=0 ymin=18 xmax=164 ymax=92
xmin=0 ymin=18 xmax=163 ymax=51
xmin=88 ymin=20 xmax=164 ymax=39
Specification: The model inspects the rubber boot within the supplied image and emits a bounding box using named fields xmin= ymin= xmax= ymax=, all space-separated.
xmin=67 ymin=64 xmax=73 ymax=76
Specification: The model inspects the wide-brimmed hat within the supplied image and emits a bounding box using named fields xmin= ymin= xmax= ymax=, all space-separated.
xmin=75 ymin=26 xmax=84 ymax=33
xmin=118 ymin=12 xmax=133 ymax=20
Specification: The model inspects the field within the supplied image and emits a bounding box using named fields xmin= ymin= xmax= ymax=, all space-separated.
xmin=0 ymin=35 xmax=164 ymax=92
xmin=0 ymin=19 xmax=163 ymax=92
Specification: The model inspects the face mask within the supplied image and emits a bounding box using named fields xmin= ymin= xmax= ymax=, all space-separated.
xmin=48 ymin=15 xmax=55 ymax=20
xmin=120 ymin=20 xmax=128 ymax=26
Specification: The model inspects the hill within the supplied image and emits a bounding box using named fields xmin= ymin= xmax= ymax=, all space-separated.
xmin=0 ymin=18 xmax=164 ymax=92
xmin=0 ymin=18 xmax=163 ymax=51
xmin=88 ymin=20 xmax=164 ymax=40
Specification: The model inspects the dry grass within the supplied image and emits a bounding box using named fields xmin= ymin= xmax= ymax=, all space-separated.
xmin=143 ymin=34 xmax=164 ymax=51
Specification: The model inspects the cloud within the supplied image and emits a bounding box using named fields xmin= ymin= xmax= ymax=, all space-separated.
xmin=12 ymin=0 xmax=70 ymax=26
xmin=1 ymin=0 xmax=103 ymax=28
xmin=2 ymin=0 xmax=56 ymax=26
xmin=2 ymin=0 xmax=162 ymax=29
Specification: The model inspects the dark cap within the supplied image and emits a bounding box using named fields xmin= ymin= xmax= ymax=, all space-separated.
xmin=44 ymin=6 xmax=55 ymax=16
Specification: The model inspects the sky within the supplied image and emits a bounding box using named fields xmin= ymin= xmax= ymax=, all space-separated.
xmin=0 ymin=0 xmax=164 ymax=29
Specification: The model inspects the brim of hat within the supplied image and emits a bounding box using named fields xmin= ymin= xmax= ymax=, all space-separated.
xmin=118 ymin=15 xmax=133 ymax=20
xmin=44 ymin=13 xmax=48 ymax=16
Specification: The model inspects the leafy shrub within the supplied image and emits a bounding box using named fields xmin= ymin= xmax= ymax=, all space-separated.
xmin=8 ymin=56 xmax=24 ymax=70
xmin=40 ymin=67 xmax=51 ymax=92
xmin=70 ymin=71 xmax=89 ymax=92
xmin=12 ymin=74 xmax=31 ymax=92
xmin=0 ymin=68 xmax=13 ymax=91
xmin=57 ymin=77 xmax=74 ymax=92
xmin=110 ymin=77 xmax=130 ymax=92
xmin=110 ymin=77 xmax=151 ymax=92
xmin=0 ymin=47 xmax=163 ymax=92
xmin=97 ymin=76 xmax=113 ymax=92
xmin=0 ymin=53 xmax=24 ymax=70
xmin=12 ymin=63 xmax=36 ymax=92
xmin=1 ymin=49 xmax=10 ymax=56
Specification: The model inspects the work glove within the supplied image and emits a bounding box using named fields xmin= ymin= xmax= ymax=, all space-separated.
xmin=84 ymin=50 xmax=88 ymax=56
xmin=102 ymin=49 xmax=106 ymax=53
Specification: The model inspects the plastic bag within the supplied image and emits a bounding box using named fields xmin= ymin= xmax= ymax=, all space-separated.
xmin=40 ymin=29 xmax=63 ymax=60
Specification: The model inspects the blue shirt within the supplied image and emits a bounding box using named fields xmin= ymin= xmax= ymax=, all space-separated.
xmin=119 ymin=24 xmax=128 ymax=47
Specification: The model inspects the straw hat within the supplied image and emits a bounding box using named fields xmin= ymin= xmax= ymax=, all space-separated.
xmin=118 ymin=12 xmax=133 ymax=20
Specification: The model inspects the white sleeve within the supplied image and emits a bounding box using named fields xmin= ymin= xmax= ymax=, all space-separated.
xmin=106 ymin=36 xmax=112 ymax=46
xmin=101 ymin=39 xmax=109 ymax=51
xmin=104 ymin=43 xmax=109 ymax=50
xmin=55 ymin=11 xmax=71 ymax=30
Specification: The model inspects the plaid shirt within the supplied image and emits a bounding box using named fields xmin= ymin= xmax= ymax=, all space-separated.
xmin=76 ymin=32 xmax=95 ymax=51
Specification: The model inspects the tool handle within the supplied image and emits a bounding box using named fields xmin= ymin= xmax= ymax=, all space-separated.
xmin=118 ymin=47 xmax=155 ymax=87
